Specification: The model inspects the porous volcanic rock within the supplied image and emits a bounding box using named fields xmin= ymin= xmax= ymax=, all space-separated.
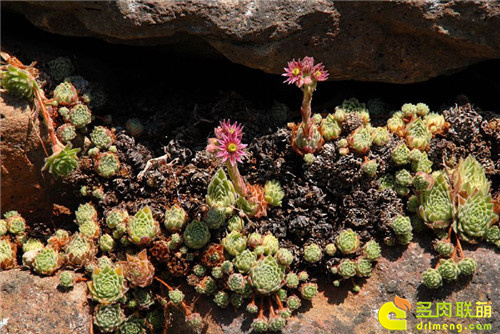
xmin=0 ymin=270 xmax=91 ymax=334
xmin=3 ymin=1 xmax=500 ymax=83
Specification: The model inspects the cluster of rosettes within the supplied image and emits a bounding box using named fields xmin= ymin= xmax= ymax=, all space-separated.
xmin=182 ymin=215 xmax=317 ymax=332
xmin=414 ymin=155 xmax=499 ymax=287
xmin=323 ymin=229 xmax=382 ymax=291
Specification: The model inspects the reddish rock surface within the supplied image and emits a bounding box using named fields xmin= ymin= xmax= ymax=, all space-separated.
xmin=0 ymin=92 xmax=75 ymax=225
xmin=0 ymin=270 xmax=91 ymax=334
xmin=3 ymin=1 xmax=500 ymax=83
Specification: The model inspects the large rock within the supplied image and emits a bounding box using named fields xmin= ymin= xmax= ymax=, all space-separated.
xmin=3 ymin=1 xmax=500 ymax=83
xmin=0 ymin=92 xmax=75 ymax=224
xmin=0 ymin=270 xmax=91 ymax=333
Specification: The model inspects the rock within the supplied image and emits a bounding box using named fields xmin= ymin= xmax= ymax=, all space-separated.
xmin=3 ymin=1 xmax=500 ymax=83
xmin=0 ymin=91 xmax=75 ymax=224
xmin=0 ymin=270 xmax=91 ymax=334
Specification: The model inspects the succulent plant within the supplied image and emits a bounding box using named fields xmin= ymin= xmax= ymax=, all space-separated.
xmin=424 ymin=112 xmax=448 ymax=134
xmin=22 ymin=238 xmax=44 ymax=253
xmin=94 ymin=304 xmax=125 ymax=333
xmin=276 ymin=248 xmax=294 ymax=266
xmin=68 ymin=104 xmax=92 ymax=129
xmin=293 ymin=122 xmax=323 ymax=154
xmin=195 ymin=276 xmax=217 ymax=295
xmin=457 ymin=191 xmax=497 ymax=242
xmin=457 ymin=258 xmax=478 ymax=275
xmin=486 ymin=225 xmax=500 ymax=244
xmin=33 ymin=247 xmax=61 ymax=275
xmin=227 ymin=215 xmax=244 ymax=232
xmin=287 ymin=295 xmax=301 ymax=311
xmin=355 ymin=258 xmax=373 ymax=277
xmin=230 ymin=293 xmax=244 ymax=308
xmin=249 ymin=255 xmax=285 ymax=295
xmin=59 ymin=271 xmax=75 ymax=288
xmin=193 ymin=264 xmax=206 ymax=277
xmin=222 ymin=230 xmax=247 ymax=256
xmin=401 ymin=103 xmax=417 ymax=118
xmin=47 ymin=57 xmax=74 ymax=81
xmin=434 ymin=239 xmax=454 ymax=257
xmin=185 ymin=313 xmax=203 ymax=330
xmin=335 ymin=229 xmax=360 ymax=254
xmin=1 ymin=63 xmax=39 ymax=99
xmin=285 ymin=272 xmax=299 ymax=289
xmin=95 ymin=152 xmax=120 ymax=178
xmin=411 ymin=151 xmax=433 ymax=173
xmin=206 ymin=168 xmax=236 ymax=213
xmin=226 ymin=273 xmax=246 ymax=292
xmin=264 ymin=180 xmax=285 ymax=207
xmin=246 ymin=302 xmax=259 ymax=314
xmin=299 ymin=282 xmax=318 ymax=300
xmin=453 ymin=156 xmax=490 ymax=197
xmin=391 ymin=216 xmax=412 ymax=236
xmin=422 ymin=268 xmax=443 ymax=289
xmin=261 ymin=234 xmax=279 ymax=256
xmin=42 ymin=144 xmax=80 ymax=177
xmin=378 ymin=174 xmax=395 ymax=190
xmin=118 ymin=317 xmax=147 ymax=334
xmin=164 ymin=205 xmax=186 ymax=231
xmin=391 ymin=143 xmax=410 ymax=165
xmin=203 ymin=208 xmax=226 ymax=229
xmin=395 ymin=169 xmax=412 ymax=187
xmin=251 ymin=317 xmax=269 ymax=333
xmin=53 ymin=82 xmax=78 ymax=105
xmin=100 ymin=235 xmax=114 ymax=254
xmin=371 ymin=127 xmax=391 ymax=146
xmin=0 ymin=237 xmax=16 ymax=270
xmin=79 ymin=220 xmax=101 ymax=239
xmin=132 ymin=288 xmax=154 ymax=309
xmin=233 ymin=249 xmax=257 ymax=273
xmin=88 ymin=265 xmax=127 ymax=304
xmin=413 ymin=172 xmax=434 ymax=191
xmin=405 ymin=118 xmax=432 ymax=150
xmin=415 ymin=103 xmax=430 ymax=116
xmin=338 ymin=259 xmax=356 ymax=278
xmin=362 ymin=159 xmax=378 ymax=177
xmin=127 ymin=206 xmax=159 ymax=246
xmin=106 ymin=208 xmax=128 ymax=229
xmin=221 ymin=260 xmax=234 ymax=274
xmin=269 ymin=316 xmax=287 ymax=332
xmin=387 ymin=112 xmax=406 ymax=136
xmin=179 ymin=220 xmax=210 ymax=250
xmin=437 ymin=259 xmax=460 ymax=281
xmin=362 ymin=240 xmax=381 ymax=261
xmin=168 ymin=289 xmax=185 ymax=305
xmin=75 ymin=202 xmax=97 ymax=225
xmin=418 ymin=171 xmax=453 ymax=229
xmin=0 ymin=219 xmax=7 ymax=237
xmin=323 ymin=243 xmax=336 ymax=257
xmin=122 ymin=249 xmax=155 ymax=288
xmin=347 ymin=126 xmax=372 ymax=154
xmin=7 ymin=214 xmax=25 ymax=235
xmin=214 ymin=291 xmax=230 ymax=308
xmin=303 ymin=243 xmax=322 ymax=263
xmin=321 ymin=114 xmax=342 ymax=140
xmin=90 ymin=126 xmax=114 ymax=149
xmin=297 ymin=271 xmax=309 ymax=282
xmin=65 ymin=233 xmax=96 ymax=266
xmin=55 ymin=124 xmax=77 ymax=145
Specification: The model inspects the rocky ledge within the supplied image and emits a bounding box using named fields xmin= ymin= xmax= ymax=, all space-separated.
xmin=3 ymin=0 xmax=500 ymax=83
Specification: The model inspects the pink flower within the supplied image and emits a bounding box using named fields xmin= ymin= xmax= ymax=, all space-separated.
xmin=311 ymin=63 xmax=329 ymax=81
xmin=282 ymin=59 xmax=303 ymax=86
xmin=282 ymin=57 xmax=329 ymax=87
xmin=206 ymin=137 xmax=219 ymax=153
xmin=216 ymin=131 xmax=247 ymax=166
xmin=215 ymin=120 xmax=244 ymax=140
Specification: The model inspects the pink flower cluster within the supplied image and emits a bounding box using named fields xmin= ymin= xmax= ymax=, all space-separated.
xmin=206 ymin=120 xmax=247 ymax=166
xmin=282 ymin=56 xmax=329 ymax=88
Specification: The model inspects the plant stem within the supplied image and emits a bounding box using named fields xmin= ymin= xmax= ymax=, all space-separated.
xmin=226 ymin=161 xmax=247 ymax=197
